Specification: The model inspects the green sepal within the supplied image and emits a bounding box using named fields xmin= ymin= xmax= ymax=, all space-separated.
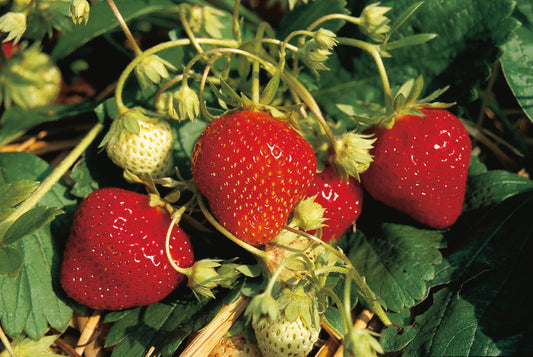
xmin=122 ymin=112 xmax=141 ymax=135
xmin=259 ymin=73 xmax=280 ymax=106
xmin=245 ymin=291 xmax=280 ymax=325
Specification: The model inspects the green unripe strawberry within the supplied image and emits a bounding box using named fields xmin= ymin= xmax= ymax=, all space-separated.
xmin=0 ymin=42 xmax=61 ymax=109
xmin=102 ymin=107 xmax=175 ymax=179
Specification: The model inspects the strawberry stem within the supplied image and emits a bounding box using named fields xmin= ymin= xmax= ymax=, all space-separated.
xmin=178 ymin=4 xmax=205 ymax=55
xmin=264 ymin=252 xmax=315 ymax=296
xmin=283 ymin=226 xmax=392 ymax=326
xmin=306 ymin=13 xmax=362 ymax=32
xmin=114 ymin=38 xmax=238 ymax=114
xmin=0 ymin=324 xmax=17 ymax=357
xmin=106 ymin=0 xmax=143 ymax=57
xmin=2 ymin=123 xmax=103 ymax=231
xmin=196 ymin=194 xmax=270 ymax=260
xmin=336 ymin=37 xmax=393 ymax=113
xmin=164 ymin=208 xmax=189 ymax=275
xmin=22 ymin=0 xmax=36 ymax=16
xmin=231 ymin=0 xmax=243 ymax=44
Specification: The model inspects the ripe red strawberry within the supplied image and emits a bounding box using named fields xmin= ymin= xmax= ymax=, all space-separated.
xmin=191 ymin=110 xmax=316 ymax=246
xmin=306 ymin=165 xmax=364 ymax=242
xmin=60 ymin=188 xmax=194 ymax=310
xmin=360 ymin=109 xmax=472 ymax=229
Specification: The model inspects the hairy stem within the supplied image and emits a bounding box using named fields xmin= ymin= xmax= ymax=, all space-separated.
xmin=106 ymin=0 xmax=143 ymax=57
xmin=4 ymin=123 xmax=103 ymax=229
xmin=114 ymin=38 xmax=238 ymax=113
xmin=196 ymin=194 xmax=270 ymax=260
xmin=283 ymin=225 xmax=392 ymax=326
xmin=0 ymin=324 xmax=17 ymax=357
xmin=337 ymin=37 xmax=393 ymax=113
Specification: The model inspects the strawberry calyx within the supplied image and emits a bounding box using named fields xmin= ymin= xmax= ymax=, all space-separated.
xmin=330 ymin=131 xmax=377 ymax=181
xmin=291 ymin=195 xmax=327 ymax=232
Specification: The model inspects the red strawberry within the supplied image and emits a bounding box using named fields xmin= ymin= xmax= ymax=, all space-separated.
xmin=191 ymin=110 xmax=317 ymax=246
xmin=360 ymin=109 xmax=472 ymax=229
xmin=60 ymin=188 xmax=194 ymax=310
xmin=306 ymin=165 xmax=364 ymax=242
xmin=1 ymin=40 xmax=17 ymax=59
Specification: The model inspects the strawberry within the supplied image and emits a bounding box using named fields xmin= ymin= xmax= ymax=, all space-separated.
xmin=253 ymin=315 xmax=319 ymax=357
xmin=102 ymin=108 xmax=175 ymax=179
xmin=1 ymin=40 xmax=17 ymax=59
xmin=305 ymin=165 xmax=364 ymax=242
xmin=251 ymin=288 xmax=320 ymax=357
xmin=191 ymin=110 xmax=317 ymax=246
xmin=60 ymin=188 xmax=194 ymax=310
xmin=0 ymin=42 xmax=62 ymax=109
xmin=360 ymin=109 xmax=472 ymax=229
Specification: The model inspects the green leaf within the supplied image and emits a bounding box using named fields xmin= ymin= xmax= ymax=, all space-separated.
xmin=501 ymin=2 xmax=533 ymax=122
xmin=410 ymin=192 xmax=533 ymax=356
xmin=345 ymin=223 xmax=443 ymax=312
xmin=316 ymin=0 xmax=519 ymax=124
xmin=172 ymin=119 xmax=207 ymax=177
xmin=0 ymin=181 xmax=39 ymax=221
xmin=0 ymin=152 xmax=75 ymax=339
xmin=105 ymin=286 xmax=244 ymax=357
xmin=51 ymin=0 xmax=184 ymax=60
xmin=381 ymin=325 xmax=418 ymax=353
xmin=0 ymin=334 xmax=65 ymax=357
xmin=277 ymin=0 xmax=349 ymax=39
xmin=0 ymin=102 xmax=100 ymax=147
xmin=0 ymin=246 xmax=24 ymax=279
xmin=464 ymin=170 xmax=533 ymax=212
xmin=1 ymin=206 xmax=63 ymax=246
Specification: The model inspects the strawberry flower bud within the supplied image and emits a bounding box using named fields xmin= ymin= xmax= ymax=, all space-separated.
xmin=300 ymin=40 xmax=332 ymax=72
xmin=0 ymin=12 xmax=26 ymax=44
xmin=314 ymin=28 xmax=338 ymax=52
xmin=291 ymin=195 xmax=327 ymax=231
xmin=359 ymin=2 xmax=391 ymax=42
xmin=69 ymin=0 xmax=90 ymax=25
xmin=333 ymin=132 xmax=376 ymax=180
xmin=155 ymin=92 xmax=179 ymax=120
xmin=134 ymin=54 xmax=176 ymax=92
xmin=189 ymin=5 xmax=226 ymax=39
xmin=173 ymin=84 xmax=200 ymax=121
xmin=155 ymin=85 xmax=200 ymax=121
xmin=344 ymin=328 xmax=384 ymax=357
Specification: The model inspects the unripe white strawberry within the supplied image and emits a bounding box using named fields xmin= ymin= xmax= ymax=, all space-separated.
xmin=253 ymin=315 xmax=319 ymax=357
xmin=0 ymin=42 xmax=61 ymax=109
xmin=102 ymin=107 xmax=174 ymax=179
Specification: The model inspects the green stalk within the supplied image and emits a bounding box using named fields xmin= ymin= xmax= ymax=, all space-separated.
xmin=0 ymin=324 xmax=17 ymax=357
xmin=114 ymin=38 xmax=238 ymax=114
xmin=106 ymin=0 xmax=143 ymax=57
xmin=337 ymin=37 xmax=394 ymax=113
xmin=4 ymin=123 xmax=103 ymax=228
xmin=306 ymin=13 xmax=362 ymax=32
xmin=196 ymin=194 xmax=270 ymax=261
xmin=283 ymin=226 xmax=392 ymax=326
xmin=178 ymin=46 xmax=338 ymax=149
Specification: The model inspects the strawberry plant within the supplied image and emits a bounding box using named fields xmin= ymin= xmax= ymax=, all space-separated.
xmin=0 ymin=0 xmax=532 ymax=357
